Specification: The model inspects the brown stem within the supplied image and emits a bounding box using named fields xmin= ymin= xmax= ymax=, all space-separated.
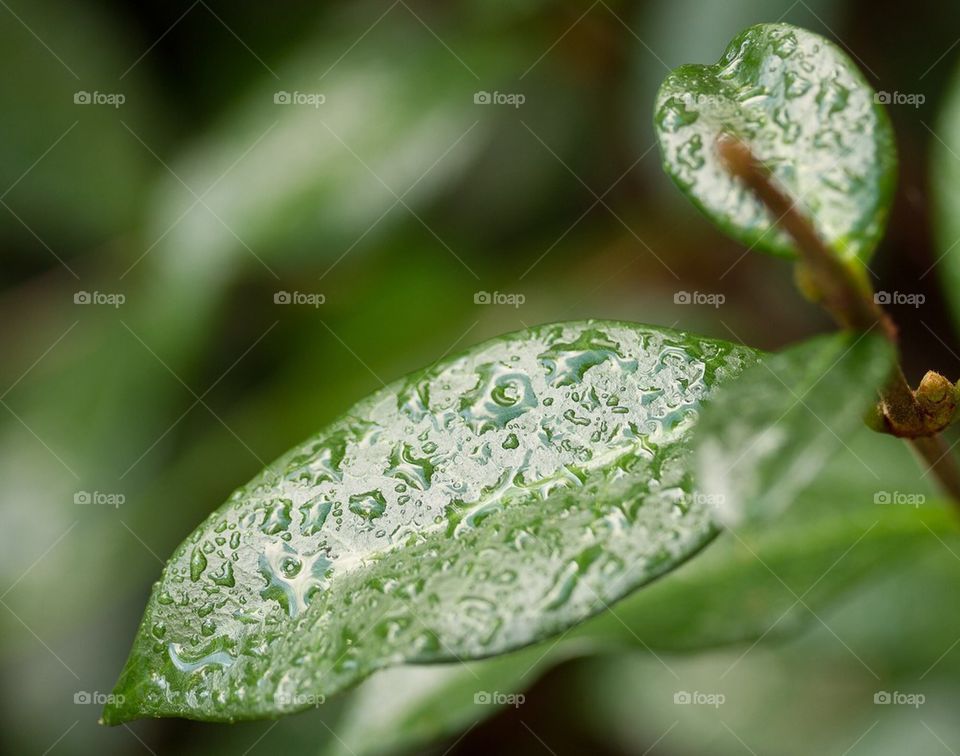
xmin=911 ymin=436 xmax=960 ymax=503
xmin=716 ymin=135 xmax=960 ymax=506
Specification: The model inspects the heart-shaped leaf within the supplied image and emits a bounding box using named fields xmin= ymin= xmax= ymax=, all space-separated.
xmin=103 ymin=321 xmax=755 ymax=724
xmin=654 ymin=23 xmax=897 ymax=265
xmin=695 ymin=330 xmax=895 ymax=526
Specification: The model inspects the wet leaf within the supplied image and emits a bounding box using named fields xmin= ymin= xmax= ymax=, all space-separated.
xmin=103 ymin=321 xmax=756 ymax=724
xmin=328 ymin=492 xmax=955 ymax=756
xmin=654 ymin=23 xmax=896 ymax=265
xmin=695 ymin=331 xmax=895 ymax=526
xmin=324 ymin=644 xmax=573 ymax=756
xmin=570 ymin=513 xmax=960 ymax=756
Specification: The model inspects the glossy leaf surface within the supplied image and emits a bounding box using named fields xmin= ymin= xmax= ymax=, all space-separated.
xmin=328 ymin=495 xmax=954 ymax=756
xmin=655 ymin=23 xmax=896 ymax=264
xmin=695 ymin=331 xmax=894 ymax=526
xmin=104 ymin=321 xmax=755 ymax=724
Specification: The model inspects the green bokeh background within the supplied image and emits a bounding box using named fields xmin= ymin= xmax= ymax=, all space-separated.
xmin=3 ymin=0 xmax=960 ymax=753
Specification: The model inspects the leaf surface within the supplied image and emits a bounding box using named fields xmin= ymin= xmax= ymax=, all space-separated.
xmin=104 ymin=321 xmax=755 ymax=724
xmin=655 ymin=23 xmax=896 ymax=265
xmin=695 ymin=331 xmax=895 ymax=526
xmin=327 ymin=495 xmax=955 ymax=756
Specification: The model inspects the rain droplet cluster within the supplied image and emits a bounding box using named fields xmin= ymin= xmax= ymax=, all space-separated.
xmin=655 ymin=23 xmax=895 ymax=263
xmin=107 ymin=321 xmax=754 ymax=722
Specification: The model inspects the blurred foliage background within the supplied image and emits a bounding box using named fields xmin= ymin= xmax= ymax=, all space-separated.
xmin=4 ymin=0 xmax=960 ymax=753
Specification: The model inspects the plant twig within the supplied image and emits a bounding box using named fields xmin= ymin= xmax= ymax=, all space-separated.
xmin=912 ymin=435 xmax=960 ymax=500
xmin=716 ymin=135 xmax=960 ymax=505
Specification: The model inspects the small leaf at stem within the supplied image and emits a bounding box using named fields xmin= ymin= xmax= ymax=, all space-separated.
xmin=915 ymin=371 xmax=957 ymax=431
xmin=654 ymin=23 xmax=896 ymax=266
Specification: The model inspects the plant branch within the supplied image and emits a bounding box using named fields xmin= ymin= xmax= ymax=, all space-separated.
xmin=716 ymin=135 xmax=960 ymax=505
xmin=912 ymin=435 xmax=960 ymax=500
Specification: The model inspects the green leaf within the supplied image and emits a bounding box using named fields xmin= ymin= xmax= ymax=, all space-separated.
xmin=654 ymin=23 xmax=897 ymax=265
xmin=324 ymin=644 xmax=574 ymax=756
xmin=931 ymin=59 xmax=960 ymax=329
xmin=569 ymin=511 xmax=960 ymax=756
xmin=695 ymin=331 xmax=895 ymax=526
xmin=590 ymin=497 xmax=946 ymax=649
xmin=326 ymin=489 xmax=955 ymax=756
xmin=103 ymin=321 xmax=756 ymax=724
xmin=324 ymin=427 xmax=944 ymax=756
